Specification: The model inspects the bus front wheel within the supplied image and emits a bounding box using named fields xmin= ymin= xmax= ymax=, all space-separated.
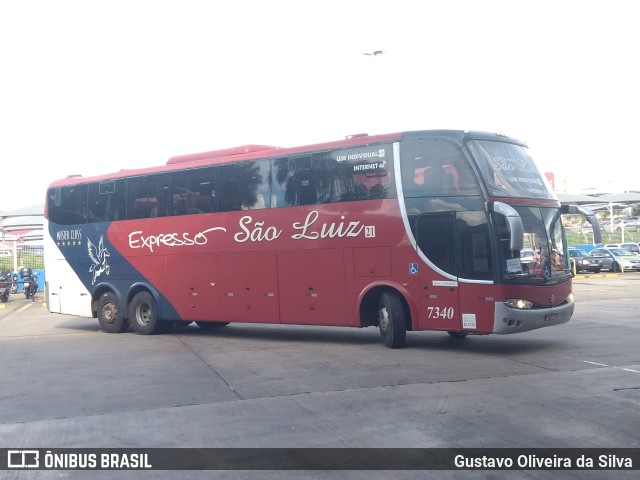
xmin=378 ymin=291 xmax=406 ymax=349
xmin=130 ymin=291 xmax=164 ymax=335
xmin=97 ymin=292 xmax=129 ymax=333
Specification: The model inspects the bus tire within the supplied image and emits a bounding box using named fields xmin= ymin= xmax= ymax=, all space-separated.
xmin=97 ymin=292 xmax=129 ymax=333
xmin=195 ymin=321 xmax=229 ymax=329
xmin=378 ymin=291 xmax=406 ymax=348
xmin=130 ymin=291 xmax=164 ymax=335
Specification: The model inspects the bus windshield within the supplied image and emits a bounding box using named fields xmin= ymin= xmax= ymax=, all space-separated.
xmin=497 ymin=205 xmax=570 ymax=282
xmin=466 ymin=139 xmax=554 ymax=199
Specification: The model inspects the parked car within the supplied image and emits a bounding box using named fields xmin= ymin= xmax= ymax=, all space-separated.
xmin=568 ymin=248 xmax=604 ymax=273
xmin=589 ymin=247 xmax=640 ymax=272
xmin=604 ymin=242 xmax=640 ymax=255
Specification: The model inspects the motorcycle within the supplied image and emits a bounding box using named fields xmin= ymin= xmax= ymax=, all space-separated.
xmin=10 ymin=272 xmax=18 ymax=294
xmin=20 ymin=267 xmax=38 ymax=301
xmin=0 ymin=271 xmax=10 ymax=303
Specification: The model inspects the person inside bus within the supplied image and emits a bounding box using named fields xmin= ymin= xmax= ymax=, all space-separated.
xmin=187 ymin=194 xmax=204 ymax=214
xmin=424 ymin=165 xmax=456 ymax=195
xmin=451 ymin=155 xmax=481 ymax=194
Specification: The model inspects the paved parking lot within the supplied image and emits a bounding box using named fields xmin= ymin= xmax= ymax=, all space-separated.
xmin=1 ymin=276 xmax=639 ymax=479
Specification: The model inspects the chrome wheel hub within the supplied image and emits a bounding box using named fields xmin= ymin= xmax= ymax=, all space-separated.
xmin=378 ymin=306 xmax=390 ymax=333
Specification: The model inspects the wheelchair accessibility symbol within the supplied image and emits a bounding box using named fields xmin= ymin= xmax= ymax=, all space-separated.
xmin=409 ymin=263 xmax=419 ymax=275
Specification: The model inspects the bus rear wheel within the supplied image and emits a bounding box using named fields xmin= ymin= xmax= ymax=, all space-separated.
xmin=378 ymin=291 xmax=406 ymax=348
xmin=130 ymin=291 xmax=165 ymax=335
xmin=97 ymin=292 xmax=129 ymax=333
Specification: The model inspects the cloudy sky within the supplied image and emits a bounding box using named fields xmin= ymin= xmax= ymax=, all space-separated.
xmin=1 ymin=0 xmax=638 ymax=213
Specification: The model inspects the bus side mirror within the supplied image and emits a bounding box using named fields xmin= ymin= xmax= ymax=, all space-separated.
xmin=561 ymin=204 xmax=602 ymax=244
xmin=490 ymin=201 xmax=524 ymax=251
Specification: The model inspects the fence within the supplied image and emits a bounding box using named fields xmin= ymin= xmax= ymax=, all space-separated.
xmin=0 ymin=240 xmax=44 ymax=277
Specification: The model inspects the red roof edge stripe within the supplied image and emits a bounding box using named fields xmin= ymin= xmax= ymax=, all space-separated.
xmin=167 ymin=145 xmax=280 ymax=165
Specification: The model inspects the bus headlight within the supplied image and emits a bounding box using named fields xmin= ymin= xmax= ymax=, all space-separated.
xmin=504 ymin=299 xmax=533 ymax=310
xmin=566 ymin=293 xmax=574 ymax=304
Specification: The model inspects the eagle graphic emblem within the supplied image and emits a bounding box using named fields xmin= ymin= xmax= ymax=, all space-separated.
xmin=88 ymin=235 xmax=111 ymax=285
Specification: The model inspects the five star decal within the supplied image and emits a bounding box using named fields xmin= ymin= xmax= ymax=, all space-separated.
xmin=57 ymin=240 xmax=82 ymax=246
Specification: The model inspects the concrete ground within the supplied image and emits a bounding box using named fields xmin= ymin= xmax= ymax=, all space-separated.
xmin=0 ymin=275 xmax=639 ymax=479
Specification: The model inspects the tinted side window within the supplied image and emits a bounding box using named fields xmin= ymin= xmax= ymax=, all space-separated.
xmin=272 ymin=158 xmax=295 ymax=207
xmin=416 ymin=212 xmax=456 ymax=275
xmin=88 ymin=180 xmax=126 ymax=222
xmin=127 ymin=173 xmax=170 ymax=220
xmin=456 ymin=211 xmax=492 ymax=280
xmin=271 ymin=145 xmax=395 ymax=207
xmin=287 ymin=156 xmax=317 ymax=206
xmin=243 ymin=159 xmax=274 ymax=210
xmin=328 ymin=145 xmax=395 ymax=201
xmin=218 ymin=161 xmax=265 ymax=212
xmin=171 ymin=167 xmax=217 ymax=216
xmin=47 ymin=185 xmax=88 ymax=225
xmin=401 ymin=139 xmax=480 ymax=197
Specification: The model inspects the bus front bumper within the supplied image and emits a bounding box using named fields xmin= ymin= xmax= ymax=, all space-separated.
xmin=492 ymin=301 xmax=574 ymax=334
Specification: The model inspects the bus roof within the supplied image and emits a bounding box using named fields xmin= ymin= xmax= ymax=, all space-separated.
xmin=46 ymin=130 xmax=522 ymax=188
xmin=166 ymin=145 xmax=281 ymax=164
xmin=47 ymin=131 xmax=403 ymax=188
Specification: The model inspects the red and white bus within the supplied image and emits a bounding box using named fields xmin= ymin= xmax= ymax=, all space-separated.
xmin=44 ymin=130 xmax=601 ymax=347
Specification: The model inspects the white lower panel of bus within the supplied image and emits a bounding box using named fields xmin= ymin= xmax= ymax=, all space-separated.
xmin=44 ymin=230 xmax=93 ymax=317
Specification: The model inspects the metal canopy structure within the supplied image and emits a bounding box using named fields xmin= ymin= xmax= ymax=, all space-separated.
xmin=595 ymin=192 xmax=640 ymax=203
xmin=0 ymin=204 xmax=44 ymax=218
xmin=557 ymin=192 xmax=640 ymax=207
xmin=556 ymin=193 xmax=601 ymax=205
xmin=2 ymin=215 xmax=44 ymax=232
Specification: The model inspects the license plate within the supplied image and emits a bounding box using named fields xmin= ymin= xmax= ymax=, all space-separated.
xmin=24 ymin=281 xmax=30 ymax=288
xmin=545 ymin=313 xmax=559 ymax=322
